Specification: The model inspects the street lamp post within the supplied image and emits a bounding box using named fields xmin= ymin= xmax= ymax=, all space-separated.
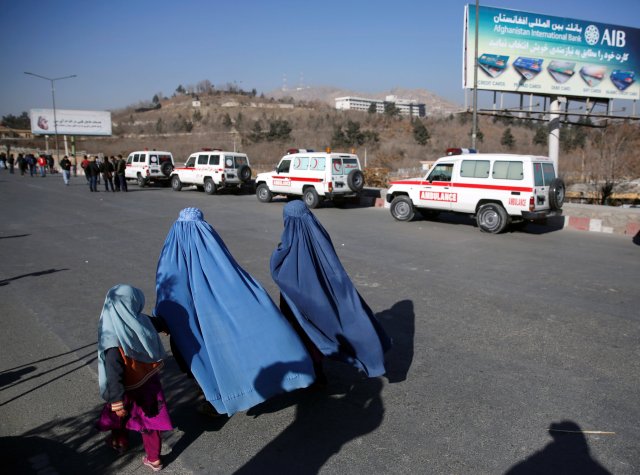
xmin=24 ymin=72 xmax=77 ymax=163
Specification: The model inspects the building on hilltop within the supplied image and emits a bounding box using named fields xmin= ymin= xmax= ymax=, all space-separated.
xmin=335 ymin=95 xmax=426 ymax=117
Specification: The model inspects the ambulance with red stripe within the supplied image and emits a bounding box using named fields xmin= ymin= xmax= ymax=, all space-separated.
xmin=386 ymin=150 xmax=565 ymax=233
xmin=170 ymin=149 xmax=252 ymax=194
xmin=255 ymin=149 xmax=365 ymax=208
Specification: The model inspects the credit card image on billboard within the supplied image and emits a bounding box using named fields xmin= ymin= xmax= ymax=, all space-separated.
xmin=547 ymin=61 xmax=576 ymax=84
xmin=478 ymin=54 xmax=509 ymax=78
xmin=610 ymin=70 xmax=635 ymax=91
xmin=579 ymin=65 xmax=606 ymax=87
xmin=513 ymin=57 xmax=543 ymax=80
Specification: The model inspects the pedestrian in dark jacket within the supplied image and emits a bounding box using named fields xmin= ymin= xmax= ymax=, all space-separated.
xmin=86 ymin=157 xmax=101 ymax=192
xmin=115 ymin=155 xmax=128 ymax=192
xmin=27 ymin=154 xmax=36 ymax=177
xmin=46 ymin=154 xmax=55 ymax=174
xmin=17 ymin=154 xmax=26 ymax=175
xmin=102 ymin=156 xmax=115 ymax=191
xmin=8 ymin=154 xmax=15 ymax=174
xmin=59 ymin=156 xmax=72 ymax=185
xmin=112 ymin=157 xmax=121 ymax=191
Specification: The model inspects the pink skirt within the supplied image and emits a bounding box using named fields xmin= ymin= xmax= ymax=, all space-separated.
xmin=96 ymin=374 xmax=173 ymax=433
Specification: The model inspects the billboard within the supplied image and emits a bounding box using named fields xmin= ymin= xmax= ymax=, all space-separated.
xmin=463 ymin=5 xmax=640 ymax=100
xmin=30 ymin=109 xmax=112 ymax=136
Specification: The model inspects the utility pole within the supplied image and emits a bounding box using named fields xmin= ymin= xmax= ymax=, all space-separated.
xmin=24 ymin=72 xmax=77 ymax=162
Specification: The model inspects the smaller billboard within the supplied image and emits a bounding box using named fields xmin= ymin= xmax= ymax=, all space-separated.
xmin=30 ymin=109 xmax=112 ymax=136
xmin=463 ymin=5 xmax=640 ymax=100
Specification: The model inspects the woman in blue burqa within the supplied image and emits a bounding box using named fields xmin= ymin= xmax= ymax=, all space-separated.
xmin=154 ymin=207 xmax=315 ymax=416
xmin=270 ymin=200 xmax=391 ymax=380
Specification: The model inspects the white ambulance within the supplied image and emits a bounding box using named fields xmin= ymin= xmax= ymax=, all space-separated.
xmin=125 ymin=150 xmax=175 ymax=186
xmin=170 ymin=149 xmax=252 ymax=194
xmin=255 ymin=148 xmax=365 ymax=208
xmin=386 ymin=150 xmax=565 ymax=233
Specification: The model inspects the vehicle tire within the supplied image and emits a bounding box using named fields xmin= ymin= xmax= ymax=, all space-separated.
xmin=303 ymin=187 xmax=321 ymax=209
xmin=204 ymin=178 xmax=217 ymax=195
xmin=548 ymin=178 xmax=565 ymax=210
xmin=477 ymin=203 xmax=509 ymax=234
xmin=161 ymin=161 xmax=174 ymax=177
xmin=347 ymin=169 xmax=365 ymax=192
xmin=171 ymin=175 xmax=182 ymax=191
xmin=256 ymin=183 xmax=273 ymax=203
xmin=238 ymin=165 xmax=252 ymax=182
xmin=390 ymin=195 xmax=415 ymax=221
xmin=136 ymin=174 xmax=147 ymax=187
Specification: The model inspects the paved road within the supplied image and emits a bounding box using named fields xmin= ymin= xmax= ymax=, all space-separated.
xmin=1 ymin=171 xmax=638 ymax=474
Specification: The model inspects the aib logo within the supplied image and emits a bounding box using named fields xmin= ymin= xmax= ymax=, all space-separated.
xmin=585 ymin=24 xmax=627 ymax=48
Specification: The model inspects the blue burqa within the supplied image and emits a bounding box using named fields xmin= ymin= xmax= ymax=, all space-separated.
xmin=155 ymin=208 xmax=315 ymax=415
xmin=270 ymin=201 xmax=391 ymax=377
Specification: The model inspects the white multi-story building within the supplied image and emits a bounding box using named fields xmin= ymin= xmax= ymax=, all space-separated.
xmin=335 ymin=95 xmax=426 ymax=117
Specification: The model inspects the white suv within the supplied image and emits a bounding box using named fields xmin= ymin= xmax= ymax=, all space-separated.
xmin=125 ymin=150 xmax=174 ymax=186
xmin=255 ymin=149 xmax=365 ymax=208
xmin=170 ymin=150 xmax=252 ymax=194
xmin=386 ymin=151 xmax=565 ymax=233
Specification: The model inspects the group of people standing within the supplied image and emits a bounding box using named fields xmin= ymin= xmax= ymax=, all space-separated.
xmin=97 ymin=203 xmax=391 ymax=471
xmin=80 ymin=154 xmax=128 ymax=192
xmin=1 ymin=152 xmax=58 ymax=177
xmin=1 ymin=151 xmax=129 ymax=192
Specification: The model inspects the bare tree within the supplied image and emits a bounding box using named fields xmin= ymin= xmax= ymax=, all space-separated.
xmin=586 ymin=122 xmax=634 ymax=204
xmin=196 ymin=80 xmax=214 ymax=95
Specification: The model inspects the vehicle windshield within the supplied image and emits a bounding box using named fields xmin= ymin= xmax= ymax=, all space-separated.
xmin=428 ymin=163 xmax=453 ymax=182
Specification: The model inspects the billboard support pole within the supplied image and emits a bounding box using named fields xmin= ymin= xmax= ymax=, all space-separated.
xmin=24 ymin=72 xmax=77 ymax=162
xmin=471 ymin=0 xmax=479 ymax=149
xmin=549 ymin=97 xmax=564 ymax=174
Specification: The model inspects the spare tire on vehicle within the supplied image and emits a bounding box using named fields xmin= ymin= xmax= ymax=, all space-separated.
xmin=548 ymin=178 xmax=565 ymax=211
xmin=347 ymin=169 xmax=365 ymax=192
xmin=238 ymin=165 xmax=252 ymax=182
xmin=161 ymin=161 xmax=173 ymax=177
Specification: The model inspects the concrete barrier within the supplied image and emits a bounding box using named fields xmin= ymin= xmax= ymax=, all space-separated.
xmin=561 ymin=203 xmax=640 ymax=235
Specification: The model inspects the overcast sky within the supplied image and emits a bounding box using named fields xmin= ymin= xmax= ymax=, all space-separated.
xmin=1 ymin=0 xmax=639 ymax=116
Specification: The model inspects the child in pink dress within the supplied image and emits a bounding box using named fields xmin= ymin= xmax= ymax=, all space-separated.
xmin=96 ymin=284 xmax=173 ymax=471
